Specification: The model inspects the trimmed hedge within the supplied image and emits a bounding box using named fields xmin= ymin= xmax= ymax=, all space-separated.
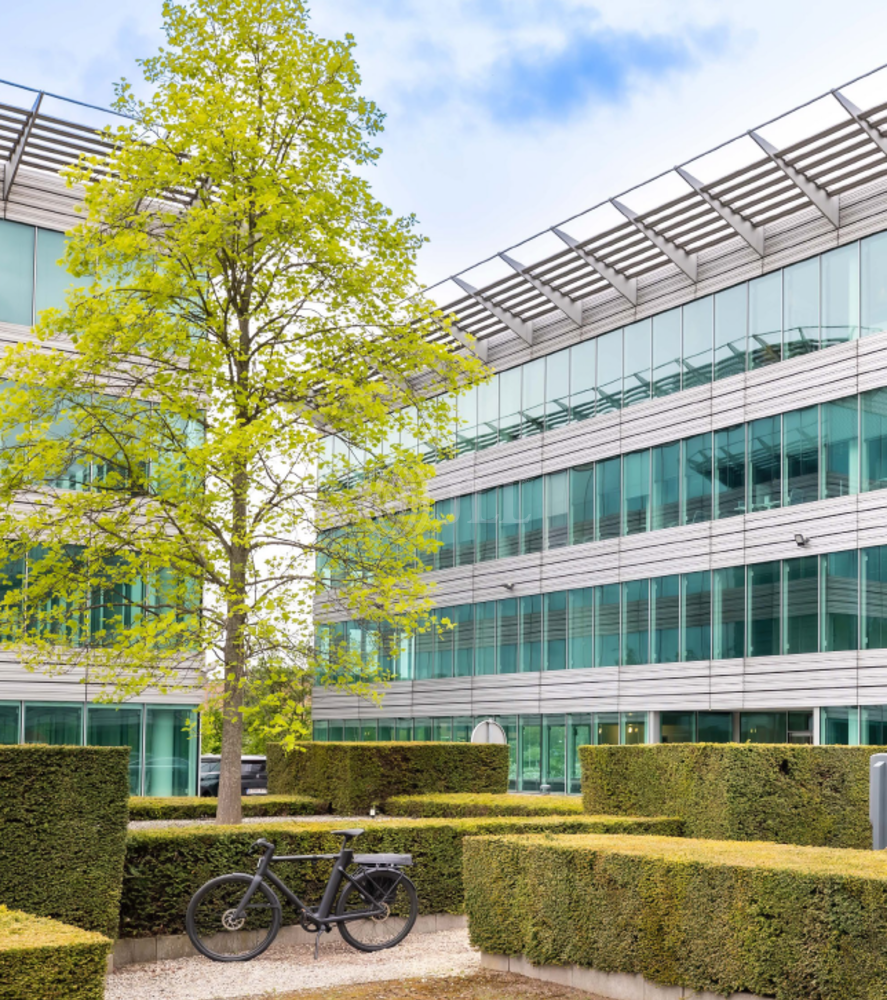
xmin=385 ymin=793 xmax=584 ymax=818
xmin=0 ymin=746 xmax=129 ymax=936
xmin=0 ymin=906 xmax=110 ymax=1000
xmin=120 ymin=814 xmax=682 ymax=938
xmin=267 ymin=741 xmax=510 ymax=813
xmin=580 ymin=743 xmax=887 ymax=848
xmin=465 ymin=832 xmax=887 ymax=1000
xmin=128 ymin=794 xmax=328 ymax=821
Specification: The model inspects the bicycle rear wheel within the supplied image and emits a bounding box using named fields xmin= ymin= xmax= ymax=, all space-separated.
xmin=336 ymin=870 xmax=418 ymax=952
xmin=186 ymin=874 xmax=281 ymax=961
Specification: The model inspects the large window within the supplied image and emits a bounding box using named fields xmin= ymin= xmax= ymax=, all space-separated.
xmin=87 ymin=706 xmax=142 ymax=795
xmin=0 ymin=703 xmax=20 ymax=744
xmin=24 ymin=702 xmax=82 ymax=745
xmin=144 ymin=707 xmax=198 ymax=797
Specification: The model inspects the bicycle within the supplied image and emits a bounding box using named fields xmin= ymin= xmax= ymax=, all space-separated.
xmin=185 ymin=829 xmax=418 ymax=962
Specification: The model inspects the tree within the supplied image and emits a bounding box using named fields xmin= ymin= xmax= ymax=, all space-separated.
xmin=0 ymin=0 xmax=483 ymax=822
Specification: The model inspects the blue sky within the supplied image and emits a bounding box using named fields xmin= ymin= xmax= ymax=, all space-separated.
xmin=4 ymin=0 xmax=887 ymax=285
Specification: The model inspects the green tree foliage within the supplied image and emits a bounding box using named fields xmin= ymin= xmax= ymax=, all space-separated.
xmin=0 ymin=0 xmax=483 ymax=822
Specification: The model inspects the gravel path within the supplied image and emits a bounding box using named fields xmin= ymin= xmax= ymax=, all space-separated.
xmin=104 ymin=928 xmax=479 ymax=1000
xmin=129 ymin=815 xmax=371 ymax=830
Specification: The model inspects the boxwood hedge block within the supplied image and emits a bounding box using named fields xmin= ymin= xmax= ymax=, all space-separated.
xmin=464 ymin=832 xmax=887 ymax=1000
xmin=128 ymin=794 xmax=327 ymax=821
xmin=120 ymin=814 xmax=681 ymax=938
xmin=267 ymin=741 xmax=509 ymax=812
xmin=385 ymin=793 xmax=584 ymax=818
xmin=0 ymin=906 xmax=110 ymax=1000
xmin=0 ymin=746 xmax=129 ymax=936
xmin=580 ymin=743 xmax=887 ymax=848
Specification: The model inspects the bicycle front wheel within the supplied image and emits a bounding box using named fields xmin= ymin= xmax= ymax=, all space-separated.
xmin=186 ymin=874 xmax=281 ymax=961
xmin=336 ymin=870 xmax=418 ymax=952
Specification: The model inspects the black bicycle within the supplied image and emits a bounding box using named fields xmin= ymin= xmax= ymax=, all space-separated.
xmin=185 ymin=829 xmax=418 ymax=961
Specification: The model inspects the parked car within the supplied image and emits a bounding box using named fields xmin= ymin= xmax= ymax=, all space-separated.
xmin=200 ymin=754 xmax=268 ymax=796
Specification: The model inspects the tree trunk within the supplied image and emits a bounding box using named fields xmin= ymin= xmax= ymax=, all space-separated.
xmin=216 ymin=658 xmax=244 ymax=824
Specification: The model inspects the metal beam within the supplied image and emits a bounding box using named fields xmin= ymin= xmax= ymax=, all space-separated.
xmin=675 ymin=166 xmax=765 ymax=256
xmin=832 ymin=89 xmax=887 ymax=158
xmin=3 ymin=91 xmax=42 ymax=202
xmin=748 ymin=130 xmax=839 ymax=227
xmin=498 ymin=252 xmax=582 ymax=326
xmin=551 ymin=227 xmax=638 ymax=306
xmin=610 ymin=198 xmax=698 ymax=282
xmin=451 ymin=275 xmax=533 ymax=346
xmin=447 ymin=322 xmax=488 ymax=362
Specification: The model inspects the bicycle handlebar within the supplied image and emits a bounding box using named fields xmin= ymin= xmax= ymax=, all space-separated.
xmin=248 ymin=838 xmax=275 ymax=856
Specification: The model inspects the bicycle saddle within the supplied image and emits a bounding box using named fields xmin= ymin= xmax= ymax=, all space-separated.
xmin=332 ymin=829 xmax=365 ymax=839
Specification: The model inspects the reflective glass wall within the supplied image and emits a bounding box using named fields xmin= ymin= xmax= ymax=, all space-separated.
xmin=821 ymin=705 xmax=887 ymax=744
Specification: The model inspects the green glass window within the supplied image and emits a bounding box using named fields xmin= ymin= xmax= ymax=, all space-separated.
xmin=862 ymin=231 xmax=887 ymax=337
xmin=499 ymin=715 xmax=518 ymax=788
xmin=713 ymin=565 xmax=745 ymax=659
xmin=519 ymin=595 xmax=543 ymax=672
xmin=413 ymin=718 xmax=432 ymax=741
xmin=749 ymin=271 xmax=782 ymax=368
xmin=783 ymin=557 xmax=818 ymax=655
xmin=595 ymin=456 xmax=621 ymax=540
xmin=749 ymin=416 xmax=782 ymax=512
xmin=498 ymin=484 xmax=520 ymax=558
xmin=545 ymin=471 xmax=569 ymax=549
xmin=783 ymin=256 xmax=819 ymax=358
xmin=661 ymin=711 xmax=695 ymax=743
xmin=622 ymin=579 xmax=649 ymax=666
xmin=623 ymin=319 xmax=651 ymax=408
xmin=87 ymin=706 xmax=143 ymax=795
xmin=455 ymin=386 xmax=476 ymax=456
xmin=740 ymin=711 xmax=786 ymax=744
xmin=0 ymin=703 xmax=20 ymax=744
xmin=521 ymin=358 xmax=546 ymax=437
xmin=313 ymin=720 xmax=329 ymax=741
xmin=651 ymin=442 xmax=680 ymax=529
xmin=596 ymin=712 xmax=620 ymax=745
xmin=498 ymin=598 xmax=518 ymax=674
xmin=623 ymin=450 xmax=650 ymax=535
xmin=622 ymin=712 xmax=646 ymax=745
xmin=543 ymin=715 xmax=566 ymax=792
xmin=377 ymin=721 xmax=394 ymax=741
xmin=433 ymin=608 xmax=454 ymax=679
xmin=475 ymin=602 xmax=497 ymax=675
xmin=714 ymin=425 xmax=746 ymax=519
xmin=415 ymin=623 xmax=434 ymax=680
xmin=453 ymin=717 xmax=473 ymax=743
xmin=652 ymin=308 xmax=682 ymax=397
xmin=499 ymin=368 xmax=521 ymax=444
xmin=822 ymin=549 xmax=858 ymax=652
xmin=594 ymin=584 xmax=620 ymax=667
xmin=24 ymin=703 xmax=82 ymax=746
xmin=328 ymin=720 xmax=344 ymax=741
xmin=596 ymin=328 xmax=622 ymax=413
xmin=682 ymin=433 xmax=712 ymax=525
xmin=862 ymin=387 xmax=887 ymax=492
xmin=546 ymin=350 xmax=571 ymax=431
xmin=568 ymin=588 xmax=594 ymax=670
xmin=821 ymin=242 xmax=858 ymax=347
xmin=477 ymin=487 xmax=498 ymax=562
xmin=0 ymin=555 xmax=24 ymax=641
xmin=544 ymin=591 xmax=567 ymax=671
xmin=0 ymin=220 xmax=34 ymax=326
xmin=652 ymin=575 xmax=680 ymax=663
xmin=714 ymin=283 xmax=747 ymax=380
xmin=863 ymin=546 xmax=887 ymax=650
xmin=682 ymin=296 xmax=713 ymax=388
xmin=749 ymin=561 xmax=780 ymax=657
xmin=698 ymin=711 xmax=733 ymax=742
xmin=821 ymin=706 xmax=857 ymax=745
xmin=361 ymin=721 xmax=378 ymax=742
xmin=432 ymin=718 xmax=451 ymax=742
xmin=435 ymin=498 xmax=454 ymax=570
xmin=682 ymin=571 xmax=711 ymax=662
xmin=783 ymin=406 xmax=819 ymax=506
xmin=570 ymin=340 xmax=596 ymax=421
xmin=520 ymin=715 xmax=542 ymax=791
xmin=455 ymin=494 xmax=475 ymax=566
xmin=145 ymin=706 xmax=198 ymax=796
xmin=35 ymin=228 xmax=89 ymax=316
xmin=453 ymin=604 xmax=474 ymax=677
xmin=395 ymin=718 xmax=413 ymax=741
xmin=570 ymin=464 xmax=595 ymax=544
xmin=821 ymin=396 xmax=858 ymax=499
xmin=476 ymin=379 xmax=499 ymax=451
xmin=521 ymin=477 xmax=544 ymax=555
xmin=568 ymin=713 xmax=591 ymax=793
xmin=862 ymin=706 xmax=887 ymax=745
xmin=344 ymin=719 xmax=360 ymax=742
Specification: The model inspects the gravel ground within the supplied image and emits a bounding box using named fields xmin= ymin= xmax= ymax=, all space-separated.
xmin=104 ymin=927 xmax=480 ymax=1000
xmin=129 ymin=815 xmax=375 ymax=830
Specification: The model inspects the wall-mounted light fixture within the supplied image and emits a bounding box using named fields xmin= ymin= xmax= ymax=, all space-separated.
xmin=502 ymin=582 xmax=516 ymax=591
xmin=794 ymin=533 xmax=810 ymax=547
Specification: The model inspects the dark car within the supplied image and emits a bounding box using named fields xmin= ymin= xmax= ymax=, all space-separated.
xmin=200 ymin=754 xmax=268 ymax=796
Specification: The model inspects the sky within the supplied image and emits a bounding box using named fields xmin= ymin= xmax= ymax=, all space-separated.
xmin=4 ymin=0 xmax=887 ymax=292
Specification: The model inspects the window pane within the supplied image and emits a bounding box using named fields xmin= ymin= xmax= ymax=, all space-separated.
xmin=713 ymin=565 xmax=745 ymax=659
xmin=546 ymin=350 xmax=571 ymax=431
xmin=328 ymin=720 xmax=344 ymax=741
xmin=362 ymin=721 xmax=378 ymax=742
xmin=822 ymin=243 xmax=859 ymax=346
xmin=623 ymin=450 xmax=650 ymax=536
xmin=682 ymin=433 xmax=712 ymax=525
xmin=499 ymin=715 xmax=518 ymax=788
xmin=0 ymin=221 xmax=34 ymax=325
xmin=499 ymin=484 xmax=520 ymax=558
xmin=682 ymin=571 xmax=711 ymax=662
xmin=570 ymin=464 xmax=595 ymax=544
xmin=498 ymin=598 xmax=518 ymax=673
xmin=749 ymin=561 xmax=780 ymax=657
xmin=596 ymin=328 xmax=622 ymax=413
xmin=475 ymin=602 xmax=497 ymax=675
xmin=623 ymin=319 xmax=651 ymax=408
xmin=413 ymin=718 xmax=432 ymax=741
xmin=596 ymin=712 xmax=620 ymax=745
xmin=783 ymin=406 xmax=819 ymax=506
xmin=783 ymin=257 xmax=819 ymax=358
xmin=821 ymin=706 xmax=857 ymax=745
xmin=88 ymin=706 xmax=143 ymax=795
xmin=749 ymin=271 xmax=782 ymax=368
xmin=783 ymin=556 xmax=818 ymax=654
xmin=822 ymin=550 xmax=858 ymax=652
xmin=862 ymin=706 xmax=887 ymax=746
xmin=568 ymin=714 xmax=591 ymax=793
xmin=698 ymin=711 xmax=733 ymax=743
xmin=568 ymin=588 xmax=594 ymax=669
xmin=375 ymin=720 xmax=393 ymax=741
xmin=622 ymin=712 xmax=646 ymax=745
xmin=543 ymin=715 xmax=566 ymax=791
xmin=714 ymin=283 xmax=747 ymax=379
xmin=570 ymin=340 xmax=596 ymax=421
xmin=863 ymin=546 xmax=887 ymax=651
xmin=863 ymin=387 xmax=887 ymax=492
xmin=415 ymin=622 xmax=434 ymax=679
xmin=622 ymin=579 xmax=649 ymax=665
xmin=520 ymin=595 xmax=543 ymax=672
xmin=545 ymin=591 xmax=567 ymax=671
xmin=455 ymin=387 xmax=476 ymax=456
xmin=0 ymin=703 xmax=19 ymax=744
xmin=650 ymin=442 xmax=680 ymax=530
xmin=594 ymin=584 xmax=620 ymax=667
xmin=24 ymin=703 xmax=82 ymax=746
xmin=36 ymin=228 xmax=90 ymax=316
xmin=453 ymin=717 xmax=473 ymax=743
xmin=522 ymin=358 xmax=546 ymax=437
xmin=477 ymin=487 xmax=498 ymax=562
xmin=652 ymin=575 xmax=680 ymax=663
xmin=521 ymin=477 xmax=544 ymax=554
xmin=499 ymin=368 xmax=521 ymax=443
xmin=714 ymin=425 xmax=746 ymax=519
xmin=314 ymin=720 xmax=329 ymax=741
xmin=821 ymin=396 xmax=858 ymax=499
xmin=749 ymin=416 xmax=782 ymax=512
xmin=682 ymin=296 xmax=713 ymax=388
xmin=435 ymin=498 xmax=454 ymax=570
xmin=595 ymin=456 xmax=621 ymax=540
xmin=661 ymin=711 xmax=695 ymax=743
xmin=740 ymin=711 xmax=786 ymax=744
xmin=862 ymin=231 xmax=887 ymax=337
xmin=477 ymin=378 xmax=499 ymax=451
xmin=520 ymin=716 xmax=542 ymax=791
xmin=455 ymin=494 xmax=475 ymax=566
xmin=652 ymin=308 xmax=682 ymax=397
xmin=453 ymin=604 xmax=474 ymax=677
xmin=432 ymin=718 xmax=451 ymax=742
xmin=145 ymin=706 xmax=198 ymax=796
xmin=545 ymin=471 xmax=569 ymax=550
